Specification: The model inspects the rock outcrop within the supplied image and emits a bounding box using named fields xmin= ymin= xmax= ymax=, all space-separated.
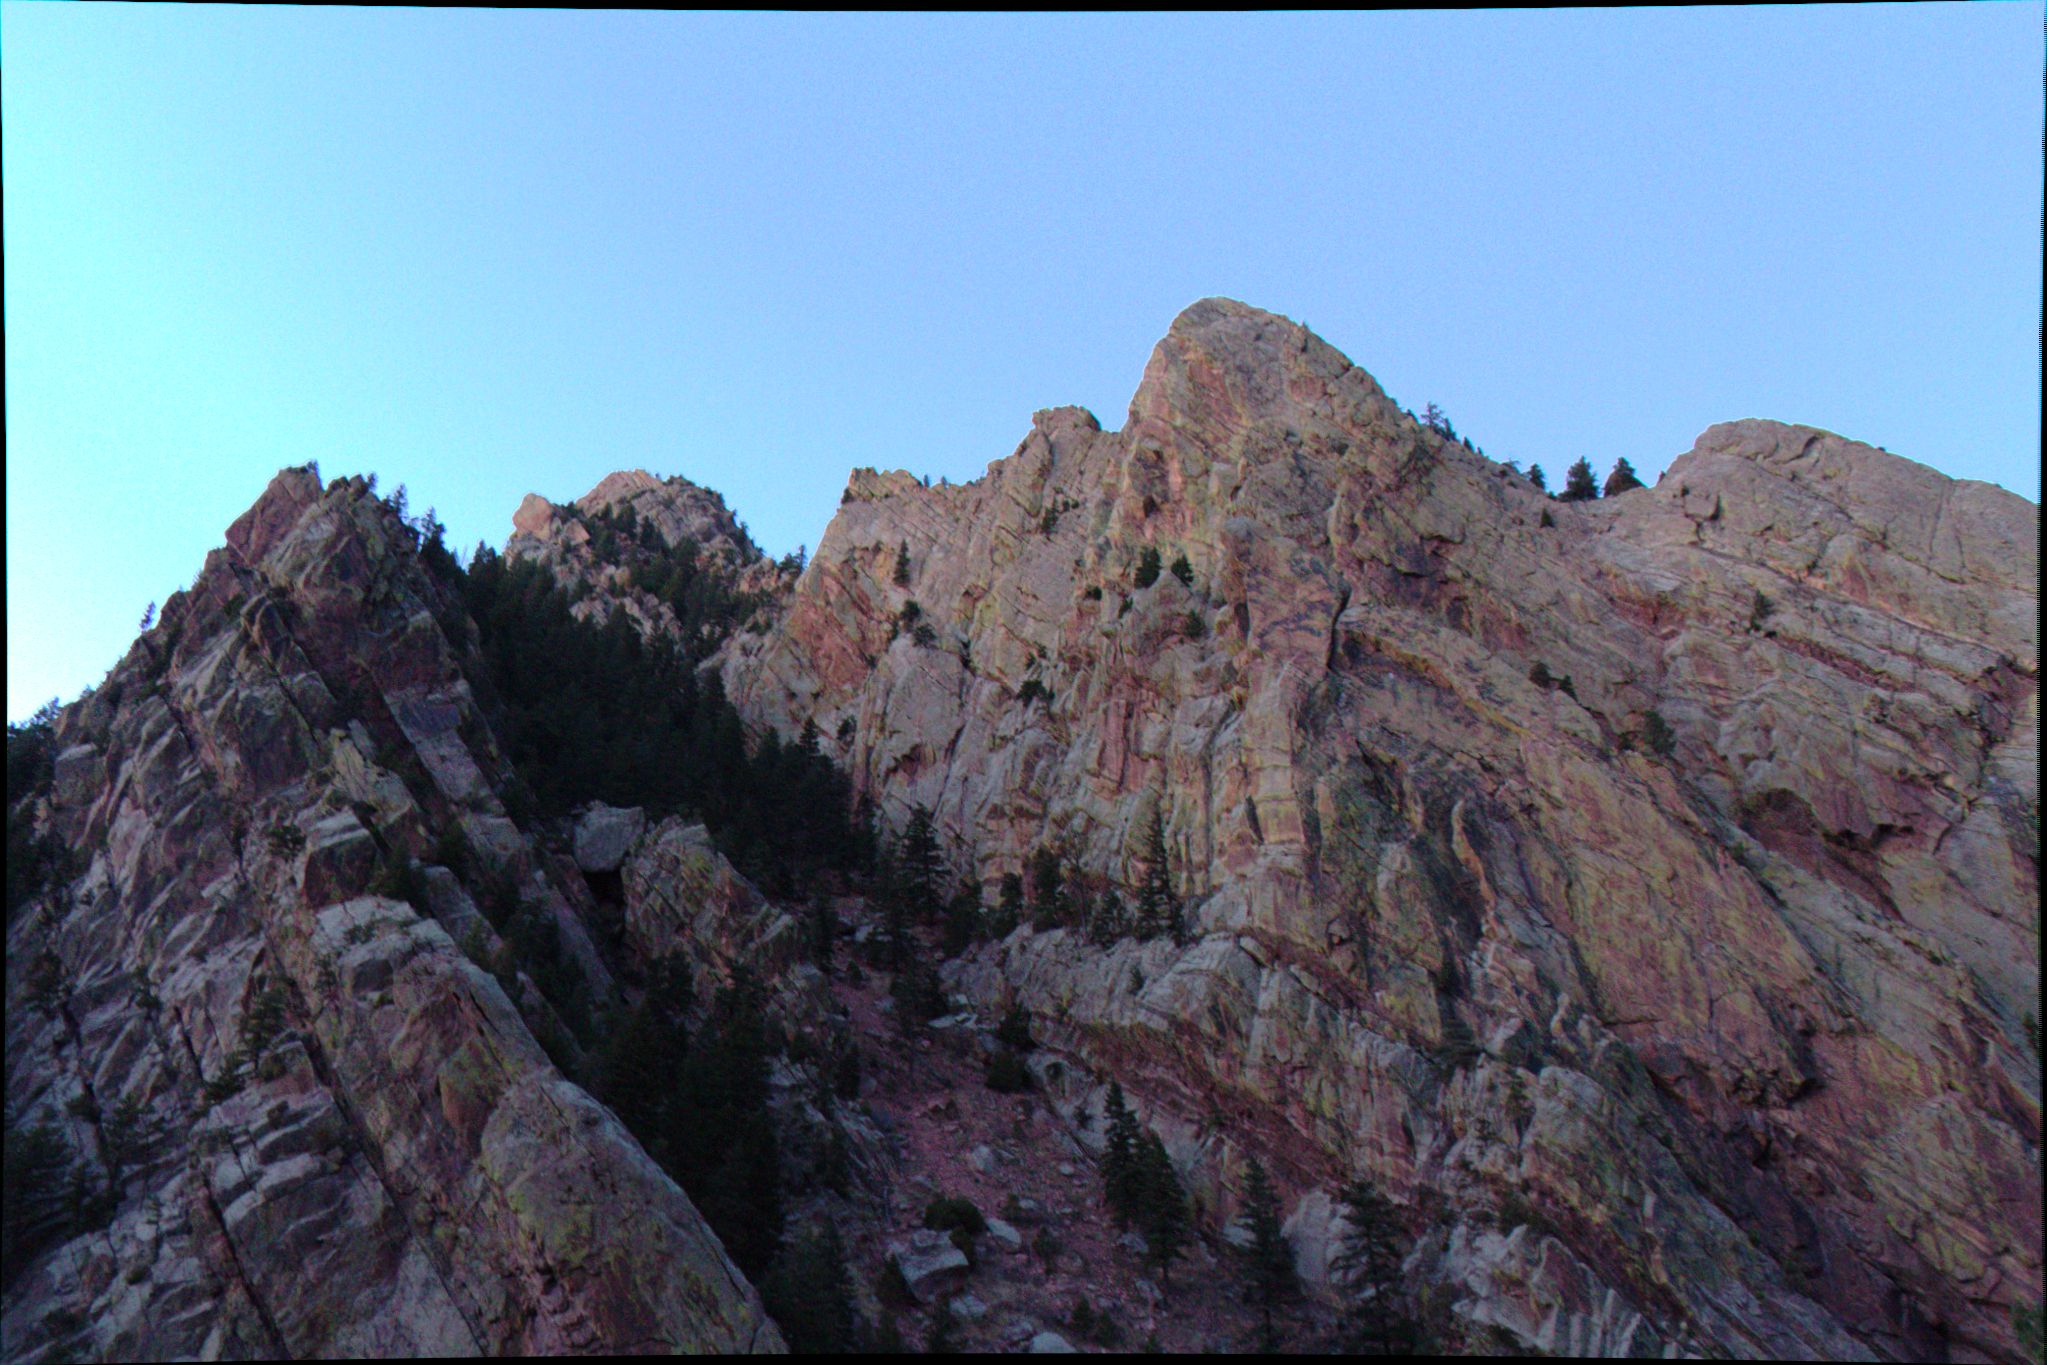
xmin=718 ymin=298 xmax=2040 ymax=1359
xmin=505 ymin=469 xmax=787 ymax=646
xmin=4 ymin=470 xmax=782 ymax=1358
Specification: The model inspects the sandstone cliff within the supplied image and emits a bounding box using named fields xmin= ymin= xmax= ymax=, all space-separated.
xmin=716 ymin=299 xmax=2041 ymax=1358
xmin=3 ymin=471 xmax=783 ymax=1358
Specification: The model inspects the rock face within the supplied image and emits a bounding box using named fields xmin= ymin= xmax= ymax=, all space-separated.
xmin=506 ymin=468 xmax=788 ymax=644
xmin=510 ymin=468 xmax=758 ymax=569
xmin=5 ymin=297 xmax=2036 ymax=1362
xmin=4 ymin=470 xmax=782 ymax=1358
xmin=719 ymin=299 xmax=2040 ymax=1359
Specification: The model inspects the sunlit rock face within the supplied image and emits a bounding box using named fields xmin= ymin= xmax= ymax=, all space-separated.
xmin=719 ymin=298 xmax=2040 ymax=1360
xmin=3 ymin=470 xmax=783 ymax=1360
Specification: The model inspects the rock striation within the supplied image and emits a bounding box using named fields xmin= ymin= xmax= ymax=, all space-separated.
xmin=717 ymin=298 xmax=2040 ymax=1359
xmin=4 ymin=470 xmax=782 ymax=1358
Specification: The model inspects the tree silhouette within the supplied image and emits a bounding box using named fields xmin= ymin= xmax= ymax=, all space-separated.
xmin=1029 ymin=847 xmax=1068 ymax=930
xmin=1331 ymin=1179 xmax=1415 ymax=1355
xmin=988 ymin=872 xmax=1024 ymax=939
xmin=899 ymin=806 xmax=943 ymax=922
xmin=1240 ymin=1158 xmax=1296 ymax=1349
xmin=1134 ymin=804 xmax=1183 ymax=943
xmin=1559 ymin=459 xmax=1599 ymax=502
xmin=1603 ymin=458 xmax=1645 ymax=497
xmin=942 ymin=878 xmax=983 ymax=957
xmin=1101 ymin=1081 xmax=1143 ymax=1228
xmin=762 ymin=1223 xmax=858 ymax=1352
xmin=1135 ymin=1132 xmax=1190 ymax=1287
xmin=1135 ymin=547 xmax=1162 ymax=588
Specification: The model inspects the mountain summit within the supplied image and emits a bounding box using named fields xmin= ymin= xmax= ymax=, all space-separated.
xmin=716 ymin=299 xmax=2039 ymax=1358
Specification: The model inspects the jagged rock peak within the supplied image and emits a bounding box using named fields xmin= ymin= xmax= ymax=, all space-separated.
xmin=224 ymin=462 xmax=326 ymax=564
xmin=1128 ymin=296 xmax=1399 ymax=445
xmin=716 ymin=296 xmax=2039 ymax=1361
xmin=6 ymin=460 xmax=785 ymax=1358
xmin=509 ymin=468 xmax=760 ymax=564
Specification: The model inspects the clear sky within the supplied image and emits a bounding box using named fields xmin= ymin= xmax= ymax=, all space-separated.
xmin=5 ymin=5 xmax=2041 ymax=721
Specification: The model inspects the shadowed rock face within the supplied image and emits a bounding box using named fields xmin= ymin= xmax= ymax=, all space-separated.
xmin=4 ymin=471 xmax=783 ymax=1359
xmin=718 ymin=299 xmax=2040 ymax=1359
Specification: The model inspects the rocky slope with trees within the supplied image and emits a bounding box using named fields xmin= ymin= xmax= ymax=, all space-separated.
xmin=4 ymin=297 xmax=2037 ymax=1360
xmin=3 ymin=470 xmax=786 ymax=1357
xmin=716 ymin=298 xmax=2041 ymax=1359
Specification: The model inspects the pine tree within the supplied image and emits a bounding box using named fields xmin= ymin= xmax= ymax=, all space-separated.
xmin=762 ymin=1223 xmax=858 ymax=1353
xmin=899 ymin=806 xmax=943 ymax=921
xmin=1135 ymin=546 xmax=1162 ymax=588
xmin=1239 ymin=1159 xmax=1295 ymax=1349
xmin=1527 ymin=463 xmax=1548 ymax=493
xmin=942 ymin=878 xmax=983 ymax=958
xmin=988 ymin=872 xmax=1024 ymax=939
xmin=1559 ymin=458 xmax=1599 ymax=502
xmin=3 ymin=1111 xmax=78 ymax=1292
xmin=1028 ymin=847 xmax=1067 ymax=930
xmin=663 ymin=968 xmax=784 ymax=1279
xmin=1136 ymin=1132 xmax=1190 ymax=1287
xmin=1101 ymin=1081 xmax=1142 ymax=1228
xmin=893 ymin=541 xmax=911 ymax=587
xmin=1090 ymin=889 xmax=1128 ymax=945
xmin=805 ymin=892 xmax=837 ymax=973
xmin=594 ymin=956 xmax=692 ymax=1148
xmin=871 ymin=845 xmax=912 ymax=972
xmin=1331 ymin=1179 xmax=1415 ymax=1355
xmin=1603 ymin=457 xmax=1645 ymax=497
xmin=1134 ymin=803 xmax=1182 ymax=943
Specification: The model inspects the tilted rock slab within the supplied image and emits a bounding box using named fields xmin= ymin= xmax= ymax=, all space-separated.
xmin=719 ymin=298 xmax=2039 ymax=1359
xmin=4 ymin=469 xmax=782 ymax=1358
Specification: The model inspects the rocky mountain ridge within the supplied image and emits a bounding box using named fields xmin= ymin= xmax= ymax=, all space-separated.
xmin=4 ymin=469 xmax=783 ymax=1357
xmin=714 ymin=298 xmax=2040 ymax=1358
xmin=4 ymin=297 xmax=2037 ymax=1360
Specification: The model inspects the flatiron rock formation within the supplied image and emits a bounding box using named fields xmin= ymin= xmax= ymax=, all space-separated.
xmin=716 ymin=298 xmax=2039 ymax=1359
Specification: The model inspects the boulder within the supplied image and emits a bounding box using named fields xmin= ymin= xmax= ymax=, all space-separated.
xmin=572 ymin=803 xmax=645 ymax=874
xmin=887 ymin=1230 xmax=970 ymax=1304
xmin=51 ymin=744 xmax=104 ymax=808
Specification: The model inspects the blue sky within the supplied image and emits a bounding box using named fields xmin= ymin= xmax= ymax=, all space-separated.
xmin=5 ymin=5 xmax=2040 ymax=721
